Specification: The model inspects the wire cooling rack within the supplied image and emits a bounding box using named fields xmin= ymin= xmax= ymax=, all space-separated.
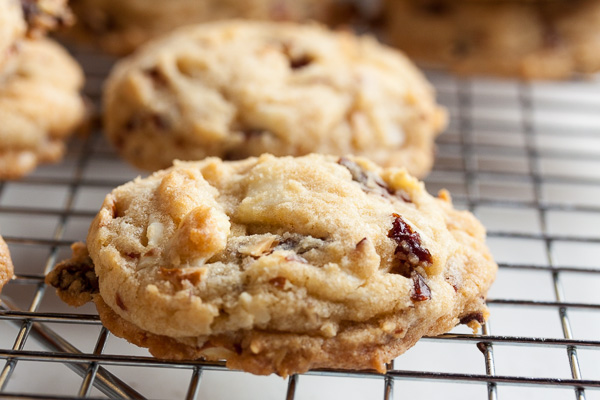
xmin=1 ymin=44 xmax=600 ymax=400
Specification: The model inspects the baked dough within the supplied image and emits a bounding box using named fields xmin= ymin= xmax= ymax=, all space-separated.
xmin=67 ymin=0 xmax=342 ymax=55
xmin=383 ymin=0 xmax=600 ymax=79
xmin=48 ymin=154 xmax=497 ymax=376
xmin=104 ymin=21 xmax=446 ymax=178
xmin=0 ymin=39 xmax=86 ymax=179
xmin=0 ymin=236 xmax=14 ymax=297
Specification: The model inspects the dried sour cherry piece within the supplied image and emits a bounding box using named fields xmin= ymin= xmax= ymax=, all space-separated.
xmin=411 ymin=272 xmax=431 ymax=302
xmin=387 ymin=213 xmax=432 ymax=277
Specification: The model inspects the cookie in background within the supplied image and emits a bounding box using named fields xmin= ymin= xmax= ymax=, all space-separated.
xmin=381 ymin=0 xmax=600 ymax=79
xmin=0 ymin=39 xmax=86 ymax=179
xmin=0 ymin=0 xmax=86 ymax=179
xmin=20 ymin=0 xmax=74 ymax=37
xmin=0 ymin=0 xmax=72 ymax=74
xmin=65 ymin=0 xmax=353 ymax=55
xmin=103 ymin=20 xmax=446 ymax=178
xmin=0 ymin=235 xmax=14 ymax=298
xmin=0 ymin=0 xmax=26 ymax=73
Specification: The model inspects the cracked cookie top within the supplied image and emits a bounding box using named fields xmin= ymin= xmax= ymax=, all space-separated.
xmin=103 ymin=20 xmax=446 ymax=178
xmin=87 ymin=154 xmax=496 ymax=340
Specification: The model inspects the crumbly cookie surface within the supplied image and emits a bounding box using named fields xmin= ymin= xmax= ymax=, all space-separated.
xmin=103 ymin=21 xmax=446 ymax=178
xmin=383 ymin=0 xmax=600 ymax=79
xmin=0 ymin=236 xmax=14 ymax=297
xmin=51 ymin=154 xmax=496 ymax=376
xmin=0 ymin=38 xmax=86 ymax=179
xmin=67 ymin=0 xmax=341 ymax=55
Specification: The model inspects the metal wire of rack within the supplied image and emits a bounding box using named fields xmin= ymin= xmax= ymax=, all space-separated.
xmin=1 ymin=44 xmax=600 ymax=400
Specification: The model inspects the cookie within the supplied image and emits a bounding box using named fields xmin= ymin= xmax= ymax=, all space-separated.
xmin=67 ymin=0 xmax=343 ymax=55
xmin=0 ymin=38 xmax=86 ymax=179
xmin=382 ymin=0 xmax=600 ymax=79
xmin=0 ymin=0 xmax=26 ymax=73
xmin=47 ymin=154 xmax=497 ymax=376
xmin=0 ymin=235 xmax=14 ymax=297
xmin=1 ymin=0 xmax=73 ymax=75
xmin=21 ymin=0 xmax=74 ymax=37
xmin=103 ymin=21 xmax=446 ymax=178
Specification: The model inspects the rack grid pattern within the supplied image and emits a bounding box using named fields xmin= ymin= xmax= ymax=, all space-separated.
xmin=1 ymin=46 xmax=600 ymax=400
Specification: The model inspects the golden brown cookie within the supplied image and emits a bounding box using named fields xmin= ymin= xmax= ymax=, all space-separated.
xmin=104 ymin=21 xmax=446 ymax=178
xmin=0 ymin=38 xmax=86 ymax=179
xmin=48 ymin=154 xmax=497 ymax=376
xmin=0 ymin=236 xmax=14 ymax=297
xmin=67 ymin=0 xmax=343 ymax=55
xmin=21 ymin=0 xmax=73 ymax=37
xmin=383 ymin=0 xmax=600 ymax=79
xmin=0 ymin=0 xmax=26 ymax=73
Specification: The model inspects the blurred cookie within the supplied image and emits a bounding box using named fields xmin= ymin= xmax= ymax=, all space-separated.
xmin=67 ymin=0 xmax=342 ymax=55
xmin=21 ymin=0 xmax=73 ymax=37
xmin=104 ymin=21 xmax=446 ymax=178
xmin=383 ymin=0 xmax=600 ymax=79
xmin=0 ymin=236 xmax=14 ymax=296
xmin=1 ymin=0 xmax=73 ymax=74
xmin=0 ymin=39 xmax=85 ymax=179
xmin=48 ymin=154 xmax=497 ymax=376
xmin=0 ymin=0 xmax=26 ymax=72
